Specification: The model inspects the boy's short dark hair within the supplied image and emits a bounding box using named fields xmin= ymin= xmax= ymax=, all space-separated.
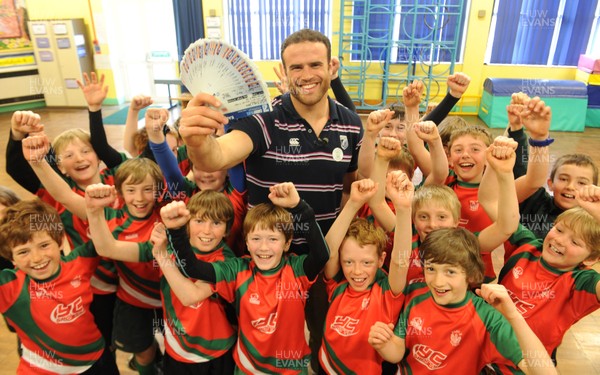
xmin=388 ymin=102 xmax=406 ymax=121
xmin=281 ymin=29 xmax=331 ymax=66
xmin=549 ymin=154 xmax=598 ymax=185
xmin=344 ymin=218 xmax=387 ymax=257
xmin=243 ymin=203 xmax=294 ymax=243
xmin=0 ymin=199 xmax=64 ymax=261
xmin=187 ymin=190 xmax=235 ymax=234
xmin=555 ymin=207 xmax=600 ymax=260
xmin=421 ymin=227 xmax=484 ymax=287
xmin=115 ymin=158 xmax=164 ymax=195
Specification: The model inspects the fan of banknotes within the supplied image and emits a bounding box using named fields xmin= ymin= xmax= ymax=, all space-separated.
xmin=180 ymin=39 xmax=272 ymax=120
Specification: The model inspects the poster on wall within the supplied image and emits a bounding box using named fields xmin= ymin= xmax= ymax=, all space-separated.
xmin=0 ymin=0 xmax=34 ymax=68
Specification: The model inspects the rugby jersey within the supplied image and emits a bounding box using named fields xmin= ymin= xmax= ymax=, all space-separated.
xmin=105 ymin=205 xmax=162 ymax=308
xmin=319 ymin=269 xmax=404 ymax=374
xmin=396 ymin=283 xmax=523 ymax=374
xmin=445 ymin=170 xmax=496 ymax=282
xmin=0 ymin=242 xmax=104 ymax=374
xmin=499 ymin=227 xmax=600 ymax=355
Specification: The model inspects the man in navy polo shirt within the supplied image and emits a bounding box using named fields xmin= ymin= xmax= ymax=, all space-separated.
xmin=178 ymin=29 xmax=364 ymax=238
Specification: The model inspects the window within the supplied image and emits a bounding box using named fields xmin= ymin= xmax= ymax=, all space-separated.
xmin=351 ymin=0 xmax=468 ymax=63
xmin=485 ymin=0 xmax=600 ymax=66
xmin=224 ymin=0 xmax=331 ymax=60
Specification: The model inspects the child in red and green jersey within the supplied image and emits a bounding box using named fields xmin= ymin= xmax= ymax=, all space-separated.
xmin=369 ymin=227 xmax=557 ymax=375
xmin=402 ymin=138 xmax=521 ymax=285
xmin=318 ymin=172 xmax=412 ymax=374
xmin=85 ymin=185 xmax=238 ymax=374
xmin=158 ymin=182 xmax=329 ymax=374
xmin=497 ymin=186 xmax=600 ymax=360
xmin=144 ymin=108 xmax=247 ymax=256
xmin=0 ymin=199 xmax=119 ymax=374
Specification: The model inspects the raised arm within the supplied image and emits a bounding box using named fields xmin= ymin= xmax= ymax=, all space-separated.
xmin=404 ymin=81 xmax=436 ymax=177
xmin=329 ymin=57 xmax=356 ymax=112
xmin=145 ymin=108 xmax=186 ymax=198
xmin=269 ymin=182 xmax=330 ymax=280
xmin=422 ymin=73 xmax=471 ymax=125
xmin=85 ymin=183 xmax=140 ymax=262
xmin=386 ymin=171 xmax=414 ymax=295
xmin=179 ymin=93 xmax=253 ymax=171
xmin=23 ymin=134 xmax=87 ymax=219
xmin=367 ymin=137 xmax=402 ymax=231
xmin=77 ymin=72 xmax=122 ymax=168
xmin=576 ymin=185 xmax=600 ymax=224
xmin=478 ymin=138 xmax=520 ymax=253
xmin=357 ymin=109 xmax=393 ymax=179
xmin=477 ymin=284 xmax=557 ymax=375
xmin=151 ymin=223 xmax=213 ymax=306
xmin=124 ymin=95 xmax=153 ymax=156
xmin=414 ymin=121 xmax=448 ymax=185
xmin=514 ymin=97 xmax=551 ymax=203
xmin=504 ymin=92 xmax=530 ymax=178
xmin=7 ymin=111 xmax=45 ymax=193
xmin=324 ymin=179 xmax=377 ymax=279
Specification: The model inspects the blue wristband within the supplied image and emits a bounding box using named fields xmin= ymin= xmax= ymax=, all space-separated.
xmin=528 ymin=137 xmax=554 ymax=147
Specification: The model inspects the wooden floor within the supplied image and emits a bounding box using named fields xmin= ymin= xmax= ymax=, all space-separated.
xmin=0 ymin=106 xmax=599 ymax=373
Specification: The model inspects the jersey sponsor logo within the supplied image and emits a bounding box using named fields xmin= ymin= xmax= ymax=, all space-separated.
xmin=70 ymin=275 xmax=82 ymax=288
xmin=340 ymin=135 xmax=348 ymax=150
xmin=249 ymin=293 xmax=260 ymax=305
xmin=469 ymin=200 xmax=479 ymax=211
xmin=251 ymin=312 xmax=277 ymax=334
xmin=361 ymin=297 xmax=370 ymax=310
xmin=331 ymin=316 xmax=359 ymax=337
xmin=124 ymin=233 xmax=139 ymax=240
xmin=507 ymin=289 xmax=535 ymax=315
xmin=450 ymin=330 xmax=462 ymax=347
xmin=289 ymin=138 xmax=300 ymax=146
xmin=413 ymin=344 xmax=447 ymax=370
xmin=50 ymin=296 xmax=85 ymax=324
xmin=512 ymin=266 xmax=523 ymax=279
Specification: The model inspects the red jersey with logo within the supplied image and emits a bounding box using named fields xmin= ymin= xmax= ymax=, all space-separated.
xmin=498 ymin=228 xmax=600 ymax=355
xmin=211 ymin=255 xmax=314 ymax=374
xmin=141 ymin=242 xmax=237 ymax=363
xmin=395 ymin=283 xmax=523 ymax=374
xmin=319 ymin=269 xmax=404 ymax=374
xmin=445 ymin=171 xmax=496 ymax=282
xmin=105 ymin=206 xmax=162 ymax=309
xmin=0 ymin=242 xmax=104 ymax=374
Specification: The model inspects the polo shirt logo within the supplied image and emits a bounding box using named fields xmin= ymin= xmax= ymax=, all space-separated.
xmin=249 ymin=293 xmax=260 ymax=305
xmin=289 ymin=138 xmax=300 ymax=146
xmin=340 ymin=135 xmax=348 ymax=150
xmin=512 ymin=266 xmax=523 ymax=279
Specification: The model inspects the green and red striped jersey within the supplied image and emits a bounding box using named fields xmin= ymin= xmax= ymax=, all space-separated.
xmin=395 ymin=283 xmax=523 ymax=374
xmin=0 ymin=242 xmax=104 ymax=374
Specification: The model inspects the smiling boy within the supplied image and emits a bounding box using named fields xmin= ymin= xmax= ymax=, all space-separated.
xmin=0 ymin=199 xmax=118 ymax=374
